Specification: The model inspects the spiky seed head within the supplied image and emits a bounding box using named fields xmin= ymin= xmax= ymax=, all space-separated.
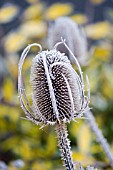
xmin=18 ymin=40 xmax=90 ymax=126
xmin=30 ymin=49 xmax=82 ymax=124
xmin=47 ymin=17 xmax=87 ymax=65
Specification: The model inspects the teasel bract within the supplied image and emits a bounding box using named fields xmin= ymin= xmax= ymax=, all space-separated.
xmin=18 ymin=38 xmax=90 ymax=170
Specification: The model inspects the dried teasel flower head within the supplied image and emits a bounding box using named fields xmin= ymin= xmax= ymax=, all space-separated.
xmin=18 ymin=38 xmax=90 ymax=127
xmin=47 ymin=17 xmax=87 ymax=65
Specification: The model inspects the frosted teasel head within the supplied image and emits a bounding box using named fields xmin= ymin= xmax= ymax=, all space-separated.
xmin=18 ymin=39 xmax=90 ymax=127
xmin=47 ymin=17 xmax=87 ymax=65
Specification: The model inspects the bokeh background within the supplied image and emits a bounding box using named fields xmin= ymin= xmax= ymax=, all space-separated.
xmin=0 ymin=0 xmax=113 ymax=169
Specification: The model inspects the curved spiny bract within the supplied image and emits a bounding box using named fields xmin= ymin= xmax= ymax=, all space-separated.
xmin=18 ymin=43 xmax=43 ymax=125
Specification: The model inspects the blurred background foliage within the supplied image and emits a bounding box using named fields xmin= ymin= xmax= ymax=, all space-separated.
xmin=0 ymin=0 xmax=113 ymax=169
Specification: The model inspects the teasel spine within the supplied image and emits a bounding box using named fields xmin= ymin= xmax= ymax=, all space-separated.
xmin=55 ymin=123 xmax=75 ymax=170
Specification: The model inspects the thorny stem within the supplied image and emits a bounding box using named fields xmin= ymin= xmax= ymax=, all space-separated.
xmin=55 ymin=123 xmax=75 ymax=170
xmin=85 ymin=110 xmax=113 ymax=167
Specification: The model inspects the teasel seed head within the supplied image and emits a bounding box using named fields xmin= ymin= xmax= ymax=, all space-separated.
xmin=18 ymin=38 xmax=90 ymax=127
xmin=47 ymin=17 xmax=87 ymax=65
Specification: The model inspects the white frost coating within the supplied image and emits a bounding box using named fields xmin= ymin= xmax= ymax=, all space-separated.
xmin=18 ymin=40 xmax=90 ymax=124
xmin=18 ymin=43 xmax=42 ymax=88
xmin=53 ymin=40 xmax=65 ymax=50
xmin=41 ymin=52 xmax=60 ymax=122
xmin=61 ymin=38 xmax=84 ymax=84
xmin=49 ymin=61 xmax=82 ymax=89
xmin=55 ymin=123 xmax=75 ymax=170
xmin=18 ymin=43 xmax=43 ymax=122
xmin=49 ymin=60 xmax=85 ymax=113
xmin=32 ymin=93 xmax=48 ymax=123
xmin=62 ymin=74 xmax=75 ymax=119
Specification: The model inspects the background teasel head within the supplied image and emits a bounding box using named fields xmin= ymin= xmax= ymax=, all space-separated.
xmin=18 ymin=38 xmax=90 ymax=127
xmin=47 ymin=17 xmax=88 ymax=65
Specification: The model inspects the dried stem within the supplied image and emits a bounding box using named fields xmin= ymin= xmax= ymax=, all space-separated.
xmin=55 ymin=123 xmax=75 ymax=170
xmin=85 ymin=110 xmax=113 ymax=167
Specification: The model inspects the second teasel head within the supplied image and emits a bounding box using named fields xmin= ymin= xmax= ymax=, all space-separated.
xmin=18 ymin=39 xmax=90 ymax=127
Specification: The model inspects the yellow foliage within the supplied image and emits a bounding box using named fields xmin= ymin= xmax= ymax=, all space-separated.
xmin=4 ymin=31 xmax=28 ymax=53
xmin=69 ymin=121 xmax=82 ymax=137
xmin=85 ymin=67 xmax=100 ymax=92
xmin=45 ymin=3 xmax=73 ymax=20
xmin=0 ymin=116 xmax=8 ymax=130
xmin=23 ymin=4 xmax=44 ymax=20
xmin=6 ymin=55 xmax=18 ymax=78
xmin=22 ymin=55 xmax=34 ymax=70
xmin=102 ymin=65 xmax=113 ymax=84
xmin=97 ymin=74 xmax=113 ymax=105
xmin=73 ymin=152 xmax=94 ymax=166
xmin=0 ymin=5 xmax=19 ymax=23
xmin=32 ymin=161 xmax=52 ymax=170
xmin=73 ymin=152 xmax=85 ymax=161
xmin=85 ymin=22 xmax=110 ymax=39
xmin=101 ymin=66 xmax=113 ymax=99
xmin=2 ymin=136 xmax=19 ymax=150
xmin=46 ymin=133 xmax=57 ymax=156
xmin=26 ymin=0 xmax=40 ymax=4
xmin=16 ymin=141 xmax=32 ymax=160
xmin=0 ymin=105 xmax=8 ymax=118
xmin=90 ymin=0 xmax=105 ymax=5
xmin=20 ymin=20 xmax=47 ymax=38
xmin=20 ymin=120 xmax=33 ymax=133
xmin=3 ymin=78 xmax=15 ymax=102
xmin=93 ymin=46 xmax=111 ymax=61
xmin=9 ymin=167 xmax=18 ymax=170
xmin=77 ymin=123 xmax=92 ymax=154
xmin=9 ymin=108 xmax=20 ymax=122
xmin=71 ymin=14 xmax=88 ymax=24
xmin=91 ymin=144 xmax=103 ymax=154
xmin=0 ymin=105 xmax=20 ymax=122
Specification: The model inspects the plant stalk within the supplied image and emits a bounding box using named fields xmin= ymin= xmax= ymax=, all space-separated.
xmin=85 ymin=110 xmax=113 ymax=167
xmin=55 ymin=123 xmax=75 ymax=170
